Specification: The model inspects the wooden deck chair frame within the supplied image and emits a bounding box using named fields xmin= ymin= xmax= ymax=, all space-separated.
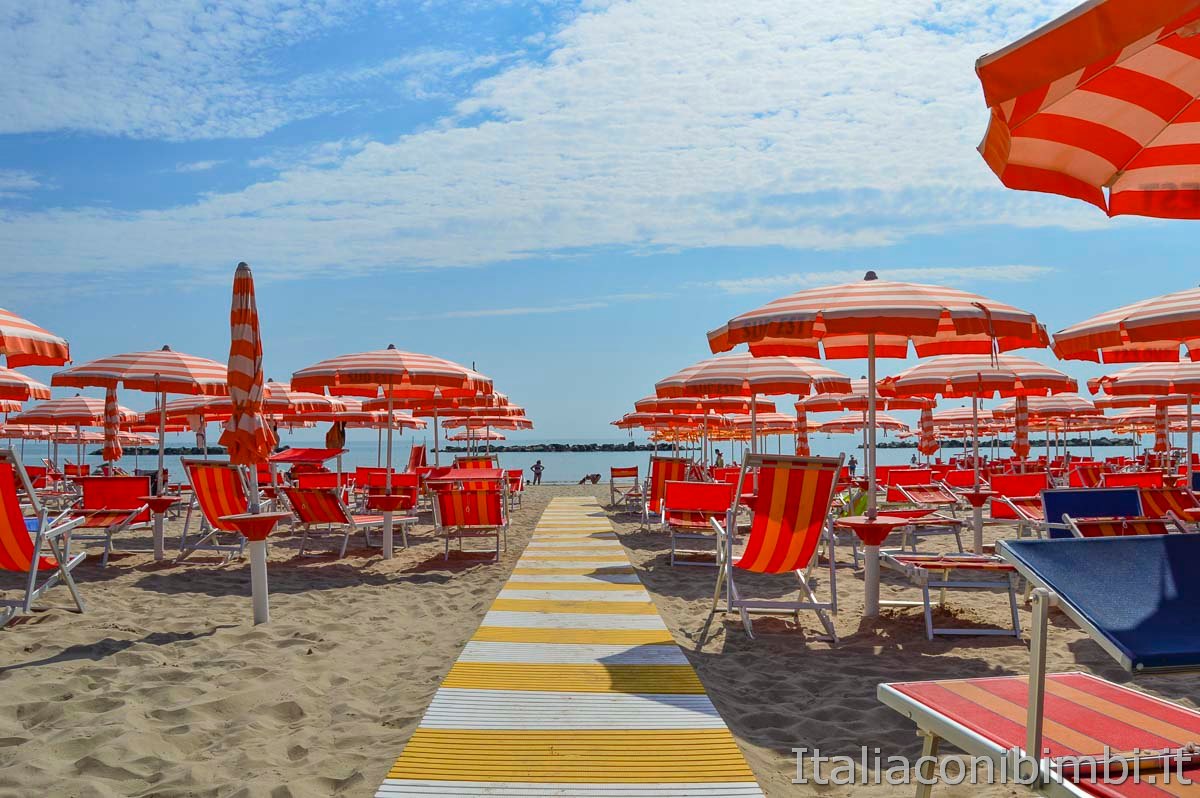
xmin=177 ymin=458 xmax=250 ymax=563
xmin=69 ymin=476 xmax=152 ymax=567
xmin=709 ymin=453 xmax=844 ymax=641
xmin=608 ymin=466 xmax=642 ymax=510
xmin=0 ymin=449 xmax=87 ymax=627
xmin=882 ymin=553 xmax=1021 ymax=640
xmin=282 ymin=487 xmax=388 ymax=558
xmin=431 ymin=481 xmax=510 ymax=561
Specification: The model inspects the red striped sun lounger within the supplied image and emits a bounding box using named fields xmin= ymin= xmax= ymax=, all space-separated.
xmin=884 ymin=553 xmax=1020 ymax=639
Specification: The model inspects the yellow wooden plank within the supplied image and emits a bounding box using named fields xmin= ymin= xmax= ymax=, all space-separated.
xmin=511 ymin=566 xmax=635 ymax=576
xmin=516 ymin=554 xmax=629 ymax=562
xmin=388 ymin=729 xmax=757 ymax=783
xmin=472 ymin=626 xmax=675 ymax=645
xmin=491 ymin=599 xmax=657 ymax=615
xmin=504 ymin=581 xmax=642 ymax=591
xmin=443 ymin=663 xmax=704 ymax=694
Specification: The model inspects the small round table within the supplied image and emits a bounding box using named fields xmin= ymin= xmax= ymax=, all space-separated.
xmin=140 ymin=495 xmax=182 ymax=561
xmin=961 ymin=489 xmax=994 ymax=555
xmin=835 ymin=514 xmax=911 ymax=618
xmin=219 ymin=511 xmax=291 ymax=625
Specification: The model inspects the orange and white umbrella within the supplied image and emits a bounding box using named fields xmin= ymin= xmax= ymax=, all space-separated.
xmin=656 ymin=353 xmax=851 ymax=399
xmin=991 ymin=395 xmax=1102 ymax=420
xmin=0 ymin=367 xmax=51 ymax=402
xmin=976 ymin=1 xmax=1200 ymax=219
xmin=1011 ymin=396 xmax=1030 ymax=461
xmin=878 ymin=355 xmax=1078 ymax=400
xmin=795 ymin=407 xmax=811 ymax=457
xmin=0 ymin=308 xmax=70 ymax=367
xmin=101 ymin=388 xmax=123 ymax=465
xmin=1055 ymin=288 xmax=1200 ymax=364
xmin=448 ymin=430 xmax=506 ymax=442
xmin=917 ymin=406 xmax=939 ymax=457
xmin=443 ymin=416 xmax=533 ymax=431
xmin=10 ymin=395 xmax=137 ymax=427
xmin=219 ymin=263 xmax=277 ymax=475
xmin=634 ymin=395 xmax=777 ymax=415
xmin=1155 ymin=404 xmax=1172 ymax=452
xmin=1088 ymin=361 xmax=1200 ymax=469
xmin=54 ymin=347 xmax=228 ymax=395
xmin=797 ymin=379 xmax=931 ymax=413
xmin=816 ymin=412 xmax=910 ymax=435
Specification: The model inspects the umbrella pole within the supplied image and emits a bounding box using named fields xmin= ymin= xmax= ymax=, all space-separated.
xmin=864 ymin=332 xmax=880 ymax=618
xmin=156 ymin=389 xmax=167 ymax=497
xmin=382 ymin=386 xmax=396 ymax=560
xmin=749 ymin=397 xmax=758 ymax=456
xmin=971 ymin=394 xmax=984 ymax=555
xmin=376 ymin=427 xmax=382 ymax=467
xmin=1188 ymin=397 xmax=1195 ymax=482
xmin=433 ymin=406 xmax=440 ymax=466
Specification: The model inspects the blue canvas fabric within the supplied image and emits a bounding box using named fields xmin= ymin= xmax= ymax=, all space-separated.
xmin=1041 ymin=488 xmax=1143 ymax=539
xmin=1002 ymin=535 xmax=1200 ymax=671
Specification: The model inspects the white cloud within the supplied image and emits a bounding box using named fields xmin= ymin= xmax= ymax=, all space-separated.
xmin=1 ymin=0 xmax=1127 ymax=285
xmin=704 ymin=266 xmax=1057 ymax=294
xmin=0 ymin=169 xmax=39 ymax=198
xmin=393 ymin=291 xmax=666 ymax=320
xmin=175 ymin=160 xmax=226 ymax=173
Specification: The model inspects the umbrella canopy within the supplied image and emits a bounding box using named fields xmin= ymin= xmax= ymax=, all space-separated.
xmin=1054 ymin=287 xmax=1200 ymax=363
xmin=0 ymin=308 xmax=70 ymax=367
xmin=0 ymin=424 xmax=52 ymax=440
xmin=11 ymin=395 xmax=138 ymax=427
xmin=53 ymin=346 xmax=228 ymax=396
xmin=1094 ymin=393 xmax=1192 ymax=409
xmin=219 ymin=263 xmax=276 ymax=469
xmin=797 ymin=379 xmax=931 ymax=412
xmin=655 ymin=353 xmax=851 ymax=398
xmin=976 ymin=1 xmax=1200 ymax=219
xmin=633 ymin=395 xmax=777 ymax=415
xmin=729 ymin=412 xmax=797 ymax=432
xmin=101 ymin=388 xmax=123 ymax=464
xmin=1089 ymin=362 xmax=1200 ymax=397
xmin=816 ymin=412 xmax=910 ymax=434
xmin=795 ymin=407 xmax=811 ymax=456
xmin=877 ymin=355 xmax=1078 ymax=400
xmin=443 ymin=416 xmax=533 ymax=431
xmin=991 ymin=395 xmax=1102 ymax=420
xmin=292 ymin=346 xmax=491 ymax=398
xmin=448 ymin=430 xmax=506 ymax=442
xmin=159 ymin=382 xmax=347 ymax=421
xmin=0 ymin=367 xmax=51 ymax=402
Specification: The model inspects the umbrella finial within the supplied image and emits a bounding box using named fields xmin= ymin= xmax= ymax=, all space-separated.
xmin=864 ymin=270 xmax=878 ymax=281
xmin=160 ymin=345 xmax=171 ymax=352
xmin=386 ymin=344 xmax=397 ymax=350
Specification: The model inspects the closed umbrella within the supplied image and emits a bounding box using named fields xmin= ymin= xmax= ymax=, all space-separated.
xmin=917 ymin=406 xmax=938 ymax=458
xmin=101 ymin=388 xmax=123 ymax=468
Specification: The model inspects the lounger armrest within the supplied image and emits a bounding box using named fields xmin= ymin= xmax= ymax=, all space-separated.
xmin=43 ymin=514 xmax=85 ymax=538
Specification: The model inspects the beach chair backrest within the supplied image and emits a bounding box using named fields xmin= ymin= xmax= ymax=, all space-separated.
xmin=79 ymin=476 xmax=152 ymax=523
xmin=296 ymin=471 xmax=342 ymax=490
xmin=41 ymin=458 xmax=63 ymax=479
xmin=941 ymin=469 xmax=976 ymax=489
xmin=283 ymin=487 xmax=350 ymax=526
xmin=434 ymin=487 xmax=506 ymax=529
xmin=0 ymin=453 xmax=52 ymax=573
xmin=734 ymin=454 xmax=842 ymax=575
xmin=504 ymin=469 xmax=524 ymax=493
xmin=453 ymin=455 xmax=498 ymax=470
xmin=648 ymin=456 xmax=690 ymax=514
xmin=1042 ymin=487 xmax=1143 ymax=539
xmin=662 ymin=480 xmax=735 ymax=528
xmin=184 ymin=459 xmax=249 ymax=533
xmin=1139 ymin=487 xmax=1199 ymax=520
xmin=900 ymin=484 xmax=957 ymax=505
xmin=1006 ymin=495 xmax=1045 ymax=522
xmin=990 ymin=471 xmax=1051 ymax=519
xmin=1065 ymin=515 xmax=1180 ymax=538
xmin=611 ymin=466 xmax=638 ymax=481
xmin=406 ymin=445 xmax=427 ymax=471
xmin=885 ymin=468 xmax=934 ymax=502
xmin=1102 ymin=470 xmax=1164 ymax=489
xmin=64 ymin=464 xmax=90 ymax=478
xmin=1068 ymin=464 xmax=1103 ymax=488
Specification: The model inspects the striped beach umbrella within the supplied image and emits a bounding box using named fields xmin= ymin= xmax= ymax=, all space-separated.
xmin=0 ymin=308 xmax=70 ymax=367
xmin=218 ymin=263 xmax=277 ymax=473
xmin=101 ymin=387 xmax=123 ymax=465
xmin=917 ymin=405 xmax=939 ymax=457
xmin=10 ymin=395 xmax=137 ymax=427
xmin=53 ymin=347 xmax=228 ymax=395
xmin=0 ymin=367 xmax=51 ymax=402
xmin=795 ymin=407 xmax=810 ymax=457
xmin=976 ymin=1 xmax=1200 ymax=219
xmin=1155 ymin=404 xmax=1172 ymax=452
xmin=1055 ymin=287 xmax=1200 ymax=363
xmin=1011 ymin=396 xmax=1030 ymax=460
xmin=656 ymin=353 xmax=851 ymax=398
xmin=816 ymin=412 xmax=910 ymax=435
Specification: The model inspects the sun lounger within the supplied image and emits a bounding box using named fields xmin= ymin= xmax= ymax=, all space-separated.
xmin=880 ymin=534 xmax=1200 ymax=797
xmin=283 ymin=486 xmax=403 ymax=557
xmin=177 ymin=459 xmax=249 ymax=562
xmin=1041 ymin=487 xmax=1143 ymax=539
xmin=452 ymin=455 xmax=498 ymax=470
xmin=608 ymin=465 xmax=642 ymax=509
xmin=882 ymin=553 xmax=1021 ymax=639
xmin=0 ymin=450 xmax=86 ymax=628
xmin=1102 ymin=470 xmax=1165 ymax=489
xmin=1139 ymin=487 xmax=1200 ymax=529
xmin=661 ymin=479 xmax=736 ymax=566
xmin=1066 ymin=463 xmax=1103 ymax=488
xmin=642 ymin=455 xmax=691 ymax=529
xmin=69 ymin=475 xmax=151 ymax=567
xmin=709 ymin=454 xmax=843 ymax=641
xmin=1062 ymin=514 xmax=1186 ymax=538
xmin=431 ymin=483 xmax=509 ymax=561
xmin=503 ymin=469 xmax=524 ymax=507
xmin=990 ymin=472 xmax=1050 ymax=520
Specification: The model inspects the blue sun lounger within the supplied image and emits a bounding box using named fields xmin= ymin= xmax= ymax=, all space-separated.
xmin=1040 ymin=487 xmax=1142 ymax=539
xmin=879 ymin=534 xmax=1200 ymax=797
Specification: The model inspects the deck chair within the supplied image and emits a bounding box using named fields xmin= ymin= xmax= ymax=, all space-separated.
xmin=282 ymin=487 xmax=398 ymax=557
xmin=431 ymin=483 xmax=509 ymax=561
xmin=642 ymin=456 xmax=691 ymax=529
xmin=882 ymin=553 xmax=1020 ymax=639
xmin=1041 ymin=487 xmax=1143 ymax=539
xmin=452 ymin=455 xmax=498 ymax=470
xmin=939 ymin=468 xmax=980 ymax=493
xmin=1102 ymin=470 xmax=1165 ymax=489
xmin=896 ymin=482 xmax=960 ymax=512
xmin=988 ymin=472 xmax=1049 ymax=520
xmin=406 ymin=445 xmax=427 ymax=471
xmin=1063 ymin=514 xmax=1186 ymax=538
xmin=709 ymin=453 xmax=843 ymax=641
xmin=881 ymin=534 xmax=1200 ymax=797
xmin=661 ymin=480 xmax=736 ymax=566
xmin=1066 ymin=463 xmax=1103 ymax=488
xmin=608 ymin=466 xmax=642 ymax=509
xmin=69 ymin=476 xmax=151 ymax=567
xmin=999 ymin=495 xmax=1046 ymax=538
xmin=1140 ymin=486 xmax=1200 ymax=530
xmin=177 ymin=459 xmax=250 ymax=562
xmin=0 ymin=451 xmax=86 ymax=627
xmin=503 ymin=469 xmax=524 ymax=508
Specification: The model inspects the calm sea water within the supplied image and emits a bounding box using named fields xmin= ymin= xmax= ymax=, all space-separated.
xmin=12 ymin=431 xmax=1144 ymax=485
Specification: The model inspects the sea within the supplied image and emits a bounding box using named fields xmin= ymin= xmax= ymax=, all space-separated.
xmin=14 ymin=430 xmax=1144 ymax=485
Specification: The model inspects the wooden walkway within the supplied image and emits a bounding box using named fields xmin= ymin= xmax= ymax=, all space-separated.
xmin=375 ymin=496 xmax=764 ymax=796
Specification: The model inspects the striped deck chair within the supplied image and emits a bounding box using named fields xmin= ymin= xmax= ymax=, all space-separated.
xmin=178 ymin=459 xmax=250 ymax=562
xmin=883 ymin=553 xmax=1020 ymax=639
xmin=452 ymin=455 xmax=498 ymax=470
xmin=1066 ymin=463 xmax=1103 ymax=488
xmin=431 ymin=484 xmax=509 ymax=561
xmin=642 ymin=455 xmax=691 ymax=529
xmin=608 ymin=466 xmax=641 ymax=509
xmin=282 ymin=487 xmax=395 ymax=557
xmin=1139 ymin=486 xmax=1200 ymax=529
xmin=406 ymin=444 xmax=427 ymax=471
xmin=1063 ymin=514 xmax=1185 ymax=538
xmin=661 ymin=479 xmax=735 ymax=567
xmin=896 ymin=482 xmax=959 ymax=511
xmin=0 ymin=451 xmax=86 ymax=627
xmin=69 ymin=476 xmax=151 ymax=567
xmin=503 ymin=469 xmax=524 ymax=508
xmin=709 ymin=453 xmax=844 ymax=641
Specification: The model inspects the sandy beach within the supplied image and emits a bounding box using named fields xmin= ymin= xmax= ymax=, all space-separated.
xmin=2 ymin=485 xmax=1198 ymax=797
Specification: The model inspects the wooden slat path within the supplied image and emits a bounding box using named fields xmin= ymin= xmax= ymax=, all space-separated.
xmin=376 ymin=496 xmax=764 ymax=797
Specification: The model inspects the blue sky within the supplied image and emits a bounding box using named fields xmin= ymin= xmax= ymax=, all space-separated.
xmin=0 ymin=0 xmax=1194 ymax=440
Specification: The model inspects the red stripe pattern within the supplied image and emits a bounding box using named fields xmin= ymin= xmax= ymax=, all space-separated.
xmin=1055 ymin=286 xmax=1200 ymax=363
xmin=218 ymin=264 xmax=277 ymax=466
xmin=10 ymin=395 xmax=137 ymax=427
xmin=53 ymin=348 xmax=228 ymax=396
xmin=0 ymin=463 xmax=56 ymax=572
xmin=292 ymin=346 xmax=491 ymax=398
xmin=917 ymin=405 xmax=939 ymax=456
xmin=101 ymin=387 xmax=123 ymax=464
xmin=1155 ymin=403 xmax=1171 ymax=452
xmin=0 ymin=368 xmax=50 ymax=402
xmin=878 ymin=355 xmax=1078 ymax=400
xmin=0 ymin=308 xmax=69 ymax=368
xmin=735 ymin=456 xmax=839 ymax=574
xmin=187 ymin=462 xmax=248 ymax=532
xmin=816 ymin=412 xmax=909 ymax=434
xmin=1012 ymin=395 xmax=1031 ymax=459
xmin=655 ymin=354 xmax=851 ymax=399
xmin=977 ymin=1 xmax=1200 ymax=218
xmin=795 ymin=409 xmax=810 ymax=457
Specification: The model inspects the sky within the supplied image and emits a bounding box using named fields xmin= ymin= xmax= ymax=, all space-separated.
xmin=0 ymin=0 xmax=1195 ymax=441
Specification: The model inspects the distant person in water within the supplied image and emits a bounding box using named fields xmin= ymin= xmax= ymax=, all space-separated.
xmin=714 ymin=451 xmax=725 ymax=468
xmin=531 ymin=460 xmax=544 ymax=485
xmin=848 ymin=455 xmax=858 ymax=475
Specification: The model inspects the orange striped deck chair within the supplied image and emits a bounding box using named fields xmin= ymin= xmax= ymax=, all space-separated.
xmin=1064 ymin=514 xmax=1185 ymax=538
xmin=452 ymin=455 xmax=498 ymax=470
xmin=608 ymin=466 xmax=641 ymax=509
xmin=69 ymin=476 xmax=151 ymax=567
xmin=662 ymin=480 xmax=735 ymax=567
xmin=709 ymin=453 xmax=844 ymax=641
xmin=1067 ymin=463 xmax=1103 ymax=488
xmin=503 ymin=469 xmax=524 ymax=508
xmin=406 ymin=444 xmax=427 ymax=471
xmin=432 ymin=483 xmax=509 ymax=561
xmin=1139 ymin=487 xmax=1200 ymax=529
xmin=178 ymin=459 xmax=250 ymax=562
xmin=0 ymin=450 xmax=86 ymax=627
xmin=282 ymin=487 xmax=395 ymax=557
xmin=641 ymin=456 xmax=691 ymax=529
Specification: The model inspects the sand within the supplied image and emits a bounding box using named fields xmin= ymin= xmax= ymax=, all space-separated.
xmin=2 ymin=485 xmax=1198 ymax=797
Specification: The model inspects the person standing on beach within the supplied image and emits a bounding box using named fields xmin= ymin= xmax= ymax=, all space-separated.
xmin=531 ymin=460 xmax=544 ymax=485
xmin=847 ymin=454 xmax=858 ymax=475
xmin=714 ymin=450 xmax=725 ymax=468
